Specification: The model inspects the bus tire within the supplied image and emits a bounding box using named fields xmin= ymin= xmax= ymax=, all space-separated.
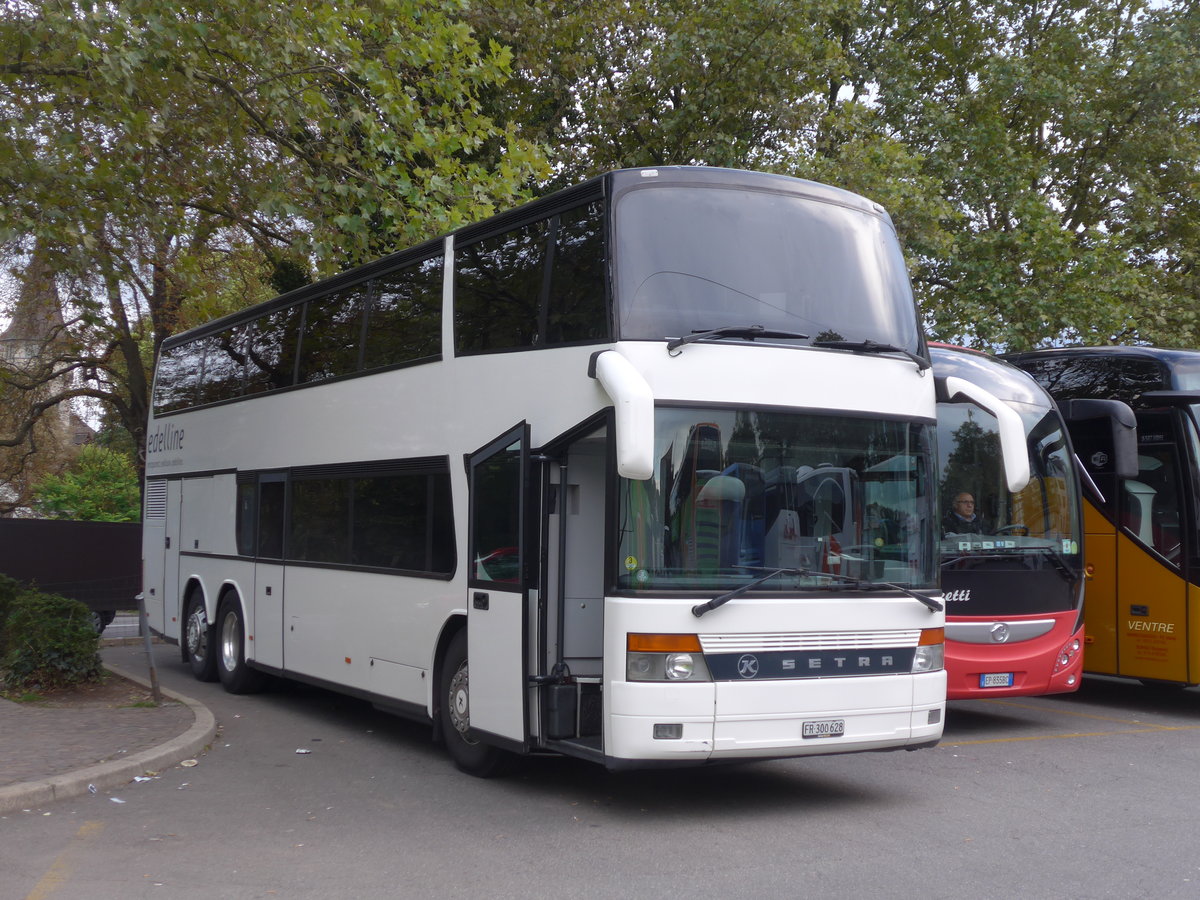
xmin=439 ymin=630 xmax=516 ymax=777
xmin=216 ymin=594 xmax=267 ymax=694
xmin=184 ymin=590 xmax=218 ymax=682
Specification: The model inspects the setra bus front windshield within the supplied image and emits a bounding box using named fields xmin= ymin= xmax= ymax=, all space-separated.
xmin=616 ymin=408 xmax=937 ymax=593
xmin=937 ymin=403 xmax=1082 ymax=570
xmin=613 ymin=185 xmax=921 ymax=353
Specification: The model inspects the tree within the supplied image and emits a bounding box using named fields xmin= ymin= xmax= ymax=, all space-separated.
xmin=4 ymin=0 xmax=1198 ymax=495
xmin=0 ymin=0 xmax=548 ymax=475
xmin=474 ymin=0 xmax=1200 ymax=351
xmin=0 ymin=240 xmax=94 ymax=514
xmin=470 ymin=0 xmax=845 ymax=183
xmin=31 ymin=445 xmax=141 ymax=522
xmin=862 ymin=0 xmax=1200 ymax=350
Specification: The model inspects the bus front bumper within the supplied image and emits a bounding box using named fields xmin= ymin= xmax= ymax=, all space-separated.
xmin=605 ymin=671 xmax=946 ymax=763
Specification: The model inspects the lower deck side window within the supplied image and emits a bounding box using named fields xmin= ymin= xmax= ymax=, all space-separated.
xmin=236 ymin=462 xmax=455 ymax=576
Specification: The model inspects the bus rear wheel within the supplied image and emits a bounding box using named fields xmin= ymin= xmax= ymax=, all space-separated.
xmin=216 ymin=595 xmax=267 ymax=694
xmin=184 ymin=591 xmax=218 ymax=682
xmin=439 ymin=630 xmax=516 ymax=777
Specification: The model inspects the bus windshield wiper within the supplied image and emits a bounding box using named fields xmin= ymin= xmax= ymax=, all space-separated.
xmin=692 ymin=566 xmax=943 ymax=617
xmin=691 ymin=567 xmax=798 ymax=617
xmin=811 ymin=338 xmax=931 ymax=373
xmin=667 ymin=324 xmax=809 ymax=355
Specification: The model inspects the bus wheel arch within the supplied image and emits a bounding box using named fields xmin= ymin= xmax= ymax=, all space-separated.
xmin=183 ymin=581 xmax=218 ymax=682
xmin=436 ymin=626 xmax=516 ymax=777
xmin=431 ymin=615 xmax=467 ymax=743
xmin=215 ymin=588 xmax=267 ymax=694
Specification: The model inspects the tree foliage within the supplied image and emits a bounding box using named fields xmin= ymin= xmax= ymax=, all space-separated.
xmin=0 ymin=0 xmax=548 ymax=469
xmin=868 ymin=0 xmax=1200 ymax=350
xmin=470 ymin=0 xmax=843 ymax=180
xmin=1 ymin=0 xmax=1198 ymax=483
xmin=474 ymin=0 xmax=1200 ymax=352
xmin=2 ymin=0 xmax=547 ymax=263
xmin=31 ymin=445 xmax=141 ymax=522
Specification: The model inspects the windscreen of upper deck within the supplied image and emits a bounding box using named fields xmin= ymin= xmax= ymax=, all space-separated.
xmin=612 ymin=183 xmax=921 ymax=353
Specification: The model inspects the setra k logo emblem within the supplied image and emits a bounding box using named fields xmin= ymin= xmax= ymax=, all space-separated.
xmin=737 ymin=654 xmax=760 ymax=679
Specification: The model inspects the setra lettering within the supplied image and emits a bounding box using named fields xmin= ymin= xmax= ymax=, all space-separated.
xmin=712 ymin=650 xmax=912 ymax=678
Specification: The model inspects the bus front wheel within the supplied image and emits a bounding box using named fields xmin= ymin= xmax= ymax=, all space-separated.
xmin=439 ymin=630 xmax=515 ymax=777
xmin=184 ymin=591 xmax=218 ymax=683
xmin=216 ymin=595 xmax=267 ymax=694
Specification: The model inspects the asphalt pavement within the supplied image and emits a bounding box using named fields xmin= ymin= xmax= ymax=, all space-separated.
xmin=8 ymin=634 xmax=1200 ymax=898
xmin=0 ymin=624 xmax=215 ymax=814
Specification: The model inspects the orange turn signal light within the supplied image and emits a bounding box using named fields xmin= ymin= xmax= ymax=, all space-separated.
xmin=918 ymin=627 xmax=944 ymax=646
xmin=627 ymin=633 xmax=702 ymax=652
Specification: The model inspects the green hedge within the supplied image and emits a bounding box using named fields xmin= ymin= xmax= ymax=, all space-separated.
xmin=1 ymin=589 xmax=102 ymax=691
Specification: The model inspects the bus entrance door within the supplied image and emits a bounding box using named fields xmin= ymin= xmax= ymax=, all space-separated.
xmin=466 ymin=423 xmax=533 ymax=749
xmin=1114 ymin=429 xmax=1189 ymax=682
xmin=542 ymin=424 xmax=608 ymax=753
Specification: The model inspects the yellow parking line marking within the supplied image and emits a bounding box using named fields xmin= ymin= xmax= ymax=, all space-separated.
xmin=943 ymin=724 xmax=1200 ymax=747
xmin=25 ymin=821 xmax=103 ymax=900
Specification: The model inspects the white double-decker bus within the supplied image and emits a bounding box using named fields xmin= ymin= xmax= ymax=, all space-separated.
xmin=143 ymin=167 xmax=953 ymax=774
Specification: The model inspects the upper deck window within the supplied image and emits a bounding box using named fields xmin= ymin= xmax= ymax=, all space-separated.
xmin=1171 ymin=358 xmax=1200 ymax=391
xmin=363 ymin=255 xmax=443 ymax=370
xmin=546 ymin=201 xmax=608 ymax=345
xmin=153 ymin=253 xmax=450 ymax=415
xmin=245 ymin=304 xmax=302 ymax=395
xmin=1017 ymin=355 xmax=1168 ymax=404
xmin=195 ymin=326 xmax=249 ymax=404
xmin=455 ymin=220 xmax=548 ymax=353
xmin=153 ymin=341 xmax=206 ymax=413
xmin=454 ymin=201 xmax=608 ymax=354
xmin=297 ymin=284 xmax=369 ymax=383
xmin=613 ymin=186 xmax=920 ymax=353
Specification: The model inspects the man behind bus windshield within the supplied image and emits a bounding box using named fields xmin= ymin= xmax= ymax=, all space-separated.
xmin=942 ymin=492 xmax=988 ymax=536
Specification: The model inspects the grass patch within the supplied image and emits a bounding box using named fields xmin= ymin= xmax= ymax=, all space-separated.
xmin=6 ymin=690 xmax=47 ymax=703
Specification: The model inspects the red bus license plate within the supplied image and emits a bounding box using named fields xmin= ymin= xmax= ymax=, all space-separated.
xmin=980 ymin=672 xmax=1014 ymax=688
xmin=802 ymin=719 xmax=845 ymax=739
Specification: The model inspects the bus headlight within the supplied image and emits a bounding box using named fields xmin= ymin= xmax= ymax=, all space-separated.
xmin=912 ymin=628 xmax=944 ymax=673
xmin=626 ymin=634 xmax=712 ymax=682
xmin=665 ymin=653 xmax=696 ymax=680
xmin=627 ymin=653 xmax=657 ymax=679
xmin=1052 ymin=637 xmax=1082 ymax=675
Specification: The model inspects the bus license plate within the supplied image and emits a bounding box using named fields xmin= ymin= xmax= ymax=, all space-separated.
xmin=802 ymin=719 xmax=845 ymax=739
xmin=980 ymin=672 xmax=1014 ymax=688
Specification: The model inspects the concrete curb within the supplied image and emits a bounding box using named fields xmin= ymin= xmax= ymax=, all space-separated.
xmin=0 ymin=663 xmax=216 ymax=814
